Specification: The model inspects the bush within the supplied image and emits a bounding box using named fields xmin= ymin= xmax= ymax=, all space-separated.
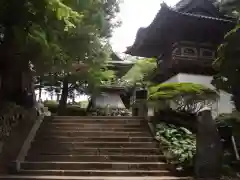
xmin=89 ymin=108 xmax=131 ymax=116
xmin=216 ymin=112 xmax=240 ymax=143
xmin=216 ymin=112 xmax=240 ymax=128
xmin=149 ymin=83 xmax=218 ymax=114
xmin=43 ymin=100 xmax=58 ymax=106
xmin=153 ymin=109 xmax=197 ymax=133
xmin=155 ymin=122 xmax=196 ymax=170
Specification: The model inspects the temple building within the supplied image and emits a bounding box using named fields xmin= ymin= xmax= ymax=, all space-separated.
xmin=126 ymin=0 xmax=236 ymax=114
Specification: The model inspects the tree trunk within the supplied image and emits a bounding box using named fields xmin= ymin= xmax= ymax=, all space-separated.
xmin=231 ymin=84 xmax=240 ymax=112
xmin=50 ymin=92 xmax=53 ymax=100
xmin=0 ymin=20 xmax=35 ymax=109
xmin=0 ymin=65 xmax=36 ymax=109
xmin=72 ymin=95 xmax=75 ymax=104
xmin=58 ymin=75 xmax=69 ymax=115
xmin=57 ymin=94 xmax=60 ymax=102
xmin=38 ymin=78 xmax=42 ymax=102
xmin=232 ymin=91 xmax=240 ymax=112
xmin=21 ymin=69 xmax=37 ymax=109
xmin=0 ymin=69 xmax=23 ymax=106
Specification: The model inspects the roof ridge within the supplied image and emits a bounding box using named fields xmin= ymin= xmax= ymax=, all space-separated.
xmin=167 ymin=6 xmax=234 ymax=22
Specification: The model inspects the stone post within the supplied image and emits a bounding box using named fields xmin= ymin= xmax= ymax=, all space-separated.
xmin=132 ymin=87 xmax=148 ymax=118
xmin=194 ymin=107 xmax=222 ymax=179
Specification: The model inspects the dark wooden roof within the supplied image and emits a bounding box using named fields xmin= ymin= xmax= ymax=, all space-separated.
xmin=125 ymin=1 xmax=236 ymax=57
xmin=107 ymin=61 xmax=135 ymax=78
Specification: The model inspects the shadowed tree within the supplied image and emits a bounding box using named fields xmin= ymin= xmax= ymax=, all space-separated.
xmin=212 ymin=0 xmax=240 ymax=110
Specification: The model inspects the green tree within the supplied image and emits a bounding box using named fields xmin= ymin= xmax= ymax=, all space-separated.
xmin=212 ymin=0 xmax=240 ymax=110
xmin=121 ymin=58 xmax=157 ymax=86
xmin=0 ymin=0 xmax=121 ymax=112
xmin=0 ymin=0 xmax=81 ymax=108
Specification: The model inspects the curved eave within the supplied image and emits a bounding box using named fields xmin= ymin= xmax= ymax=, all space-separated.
xmin=107 ymin=61 xmax=135 ymax=78
xmin=125 ymin=5 xmax=169 ymax=57
xmin=125 ymin=4 xmax=235 ymax=57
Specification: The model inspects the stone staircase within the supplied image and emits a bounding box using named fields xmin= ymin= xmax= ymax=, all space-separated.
xmin=0 ymin=116 xmax=191 ymax=180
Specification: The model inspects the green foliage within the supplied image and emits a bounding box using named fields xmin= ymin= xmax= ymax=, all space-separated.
xmin=216 ymin=112 xmax=240 ymax=124
xmin=213 ymin=1 xmax=240 ymax=110
xmin=122 ymin=58 xmax=157 ymax=86
xmin=0 ymin=0 xmax=121 ymax=85
xmin=27 ymin=0 xmax=121 ymax=108
xmin=149 ymin=83 xmax=218 ymax=100
xmin=212 ymin=24 xmax=240 ymax=92
xmin=216 ymin=112 xmax=240 ymax=136
xmin=220 ymin=0 xmax=240 ymax=17
xmin=149 ymin=83 xmax=218 ymax=113
xmin=44 ymin=100 xmax=59 ymax=106
xmin=155 ymin=123 xmax=196 ymax=168
xmin=90 ymin=108 xmax=131 ymax=116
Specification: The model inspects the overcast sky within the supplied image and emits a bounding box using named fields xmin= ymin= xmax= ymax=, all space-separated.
xmin=110 ymin=0 xmax=180 ymax=54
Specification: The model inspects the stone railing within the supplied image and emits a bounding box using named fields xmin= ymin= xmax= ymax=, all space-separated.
xmin=12 ymin=102 xmax=50 ymax=172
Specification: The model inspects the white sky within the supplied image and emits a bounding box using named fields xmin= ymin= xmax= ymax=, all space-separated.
xmin=110 ymin=0 xmax=180 ymax=54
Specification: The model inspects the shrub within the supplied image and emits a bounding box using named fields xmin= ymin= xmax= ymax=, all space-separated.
xmin=216 ymin=112 xmax=240 ymax=139
xmin=216 ymin=112 xmax=240 ymax=127
xmin=43 ymin=100 xmax=58 ymax=106
xmin=155 ymin=122 xmax=196 ymax=170
xmin=89 ymin=107 xmax=131 ymax=116
xmin=149 ymin=83 xmax=219 ymax=114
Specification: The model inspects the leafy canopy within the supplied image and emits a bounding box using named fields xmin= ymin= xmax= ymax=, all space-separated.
xmin=212 ymin=0 xmax=240 ymax=110
xmin=121 ymin=58 xmax=157 ymax=86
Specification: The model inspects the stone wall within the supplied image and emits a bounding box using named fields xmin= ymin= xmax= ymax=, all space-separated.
xmin=0 ymin=114 xmax=35 ymax=174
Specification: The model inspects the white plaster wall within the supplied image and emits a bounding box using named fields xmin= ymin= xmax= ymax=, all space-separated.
xmin=164 ymin=75 xmax=180 ymax=83
xmin=163 ymin=73 xmax=234 ymax=115
xmin=95 ymin=93 xmax=126 ymax=109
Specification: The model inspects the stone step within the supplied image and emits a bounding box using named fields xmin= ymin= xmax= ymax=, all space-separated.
xmin=43 ymin=127 xmax=145 ymax=132
xmin=31 ymin=142 xmax=157 ymax=149
xmin=34 ymin=136 xmax=154 ymax=143
xmin=27 ymin=148 xmax=161 ymax=156
xmin=43 ymin=123 xmax=143 ymax=129
xmin=50 ymin=119 xmax=144 ymax=124
xmin=26 ymin=154 xmax=165 ymax=162
xmin=37 ymin=131 xmax=150 ymax=137
xmin=21 ymin=162 xmax=168 ymax=171
xmin=53 ymin=116 xmax=143 ymax=120
xmin=18 ymin=169 xmax=171 ymax=176
xmin=0 ymin=175 xmax=192 ymax=180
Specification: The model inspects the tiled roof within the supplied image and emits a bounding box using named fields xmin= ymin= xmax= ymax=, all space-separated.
xmin=172 ymin=8 xmax=235 ymax=22
xmin=174 ymin=0 xmax=218 ymax=11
